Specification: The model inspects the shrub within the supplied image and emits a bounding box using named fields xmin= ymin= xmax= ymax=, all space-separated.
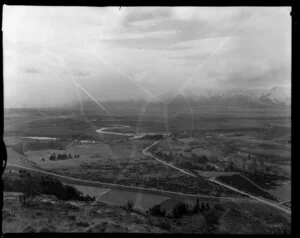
xmin=149 ymin=204 xmax=166 ymax=217
xmin=203 ymin=209 xmax=221 ymax=228
xmin=38 ymin=177 xmax=93 ymax=201
xmin=156 ymin=219 xmax=172 ymax=231
xmin=193 ymin=199 xmax=200 ymax=214
xmin=271 ymin=223 xmax=291 ymax=234
xmin=49 ymin=153 xmax=56 ymax=161
xmin=213 ymin=203 xmax=224 ymax=211
xmin=199 ymin=203 xmax=204 ymax=212
xmin=172 ymin=202 xmax=189 ymax=219
xmin=18 ymin=176 xmax=41 ymax=207
xmin=126 ymin=200 xmax=134 ymax=211
xmin=23 ymin=226 xmax=37 ymax=233
xmin=7 ymin=172 xmax=94 ymax=202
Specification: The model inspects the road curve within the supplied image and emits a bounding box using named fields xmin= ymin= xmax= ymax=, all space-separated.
xmin=143 ymin=141 xmax=197 ymax=177
xmin=98 ymin=126 xmax=291 ymax=215
xmin=209 ymin=177 xmax=291 ymax=215
xmin=142 ymin=141 xmax=291 ymax=215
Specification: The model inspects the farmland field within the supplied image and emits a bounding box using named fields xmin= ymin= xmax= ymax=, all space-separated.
xmin=3 ymin=107 xmax=291 ymax=234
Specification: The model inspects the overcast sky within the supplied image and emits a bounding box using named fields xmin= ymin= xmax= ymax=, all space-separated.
xmin=3 ymin=6 xmax=291 ymax=108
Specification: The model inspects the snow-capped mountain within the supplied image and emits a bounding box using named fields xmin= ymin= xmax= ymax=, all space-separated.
xmin=160 ymin=86 xmax=291 ymax=109
xmin=259 ymin=86 xmax=291 ymax=105
xmin=71 ymin=86 xmax=290 ymax=114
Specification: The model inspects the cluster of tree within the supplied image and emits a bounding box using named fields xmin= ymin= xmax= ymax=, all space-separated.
xmin=156 ymin=149 xmax=208 ymax=166
xmin=193 ymin=154 xmax=208 ymax=163
xmin=171 ymin=202 xmax=189 ymax=218
xmin=148 ymin=204 xmax=167 ymax=217
xmin=248 ymin=157 xmax=265 ymax=174
xmin=172 ymin=200 xmax=214 ymax=218
xmin=18 ymin=175 xmax=95 ymax=207
xmin=148 ymin=199 xmax=222 ymax=219
xmin=49 ymin=153 xmax=80 ymax=161
xmin=224 ymin=161 xmax=237 ymax=172
xmin=225 ymin=155 xmax=266 ymax=174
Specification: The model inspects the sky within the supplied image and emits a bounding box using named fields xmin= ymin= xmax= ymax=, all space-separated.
xmin=3 ymin=6 xmax=291 ymax=108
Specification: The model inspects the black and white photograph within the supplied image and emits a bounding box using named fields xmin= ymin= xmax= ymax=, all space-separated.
xmin=2 ymin=6 xmax=291 ymax=234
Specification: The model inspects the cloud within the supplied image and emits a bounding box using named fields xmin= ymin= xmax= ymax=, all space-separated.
xmin=165 ymin=36 xmax=230 ymax=64
xmin=96 ymin=29 xmax=177 ymax=40
xmin=125 ymin=7 xmax=171 ymax=22
xmin=171 ymin=7 xmax=250 ymax=22
xmin=2 ymin=6 xmax=291 ymax=108
xmin=134 ymin=71 xmax=155 ymax=84
xmin=71 ymin=68 xmax=91 ymax=78
xmin=129 ymin=19 xmax=163 ymax=28
xmin=169 ymin=54 xmax=209 ymax=61
xmin=213 ymin=65 xmax=291 ymax=89
xmin=21 ymin=66 xmax=40 ymax=74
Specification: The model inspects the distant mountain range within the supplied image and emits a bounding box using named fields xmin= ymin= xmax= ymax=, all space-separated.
xmin=162 ymin=86 xmax=291 ymax=109
xmin=69 ymin=86 xmax=291 ymax=114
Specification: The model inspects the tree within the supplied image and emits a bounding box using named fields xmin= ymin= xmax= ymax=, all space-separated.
xmin=213 ymin=203 xmax=224 ymax=211
xmin=193 ymin=199 xmax=200 ymax=213
xmin=19 ymin=176 xmax=41 ymax=207
xmin=149 ymin=204 xmax=165 ymax=217
xmin=172 ymin=202 xmax=189 ymax=219
xmin=228 ymin=161 xmax=234 ymax=172
xmin=201 ymin=203 xmax=205 ymax=212
xmin=126 ymin=200 xmax=134 ymax=211
xmin=162 ymin=208 xmax=166 ymax=217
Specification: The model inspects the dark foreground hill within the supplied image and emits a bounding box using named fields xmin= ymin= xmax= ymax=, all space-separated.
xmin=2 ymin=169 xmax=291 ymax=234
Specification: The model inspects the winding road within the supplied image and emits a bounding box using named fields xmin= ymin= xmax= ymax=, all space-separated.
xmin=140 ymin=131 xmax=291 ymax=215
xmin=142 ymin=141 xmax=197 ymax=177
xmin=6 ymin=125 xmax=291 ymax=215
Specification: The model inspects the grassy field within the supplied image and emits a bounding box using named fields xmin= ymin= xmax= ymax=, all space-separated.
xmin=98 ymin=190 xmax=170 ymax=210
xmin=266 ymin=184 xmax=291 ymax=203
xmin=216 ymin=174 xmax=277 ymax=201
